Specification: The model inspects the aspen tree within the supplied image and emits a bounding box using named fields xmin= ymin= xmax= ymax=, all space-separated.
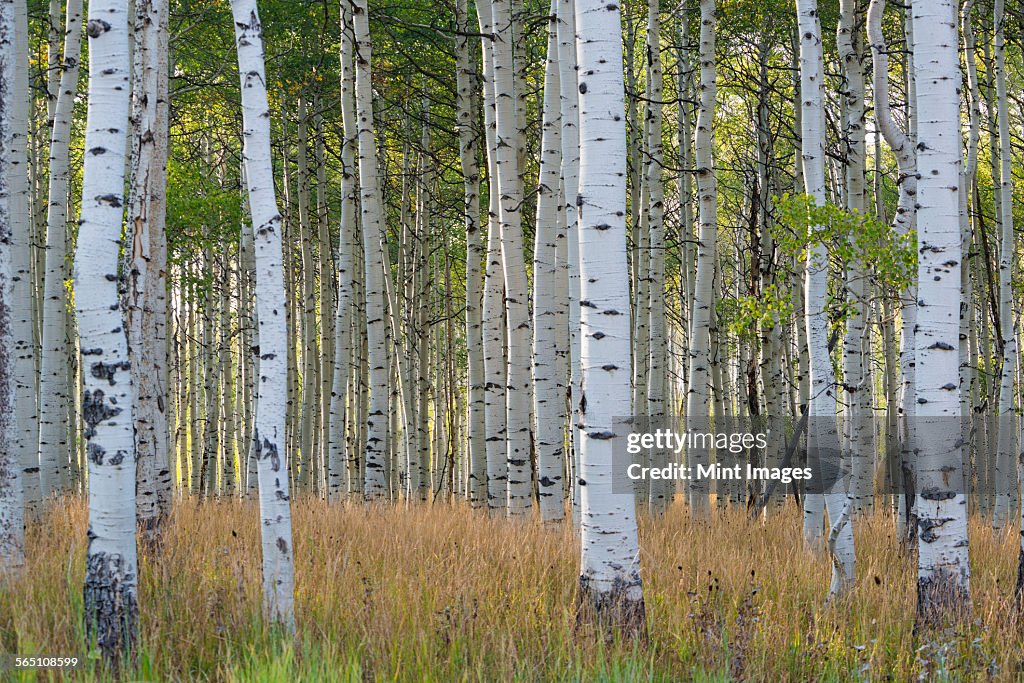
xmin=314 ymin=104 xmax=334 ymax=495
xmin=329 ymin=2 xmax=358 ymax=501
xmin=76 ymin=0 xmax=138 ymax=660
xmin=38 ymin=0 xmax=83 ymax=498
xmin=0 ymin=0 xmax=23 ymax=571
xmin=867 ymin=0 xmax=918 ymax=537
xmin=484 ymin=0 xmax=532 ymax=516
xmin=795 ymin=0 xmax=855 ymax=597
xmin=10 ymin=0 xmax=36 ymax=519
xmin=478 ymin=0 xmax=509 ymax=511
xmin=555 ymin=0 xmax=582 ymax=527
xmin=455 ymin=0 xmax=486 ymax=507
xmin=533 ymin=0 xmax=565 ymax=522
xmin=958 ymin=0 xmax=979 ymax=521
xmin=837 ymin=0 xmax=870 ymax=514
xmin=990 ymin=0 xmax=1015 ymax=531
xmin=349 ymin=0 xmax=391 ymax=499
xmin=686 ymin=0 xmax=717 ymax=515
xmin=911 ymin=0 xmax=971 ymax=621
xmin=962 ymin=0 xmax=983 ymax=517
xmin=645 ymin=0 xmax=668 ymax=512
xmin=231 ymin=0 xmax=296 ymax=629
xmin=296 ymin=97 xmax=320 ymax=493
xmin=127 ymin=0 xmax=172 ymax=536
xmin=575 ymin=0 xmax=645 ymax=636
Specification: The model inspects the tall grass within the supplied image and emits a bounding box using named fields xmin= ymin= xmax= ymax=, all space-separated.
xmin=1 ymin=497 xmax=1021 ymax=681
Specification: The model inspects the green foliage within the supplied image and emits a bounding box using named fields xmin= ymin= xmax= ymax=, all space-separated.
xmin=773 ymin=192 xmax=917 ymax=294
xmin=718 ymin=282 xmax=795 ymax=341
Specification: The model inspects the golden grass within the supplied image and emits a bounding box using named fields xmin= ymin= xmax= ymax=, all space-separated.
xmin=2 ymin=497 xmax=1023 ymax=681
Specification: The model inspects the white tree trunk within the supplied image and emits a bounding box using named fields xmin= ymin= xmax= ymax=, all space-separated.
xmin=796 ymin=0 xmax=855 ymax=597
xmin=0 ymin=0 xmax=24 ymax=571
xmin=478 ymin=0 xmax=509 ymax=511
xmin=38 ymin=0 xmax=83 ymax=499
xmin=837 ymin=0 xmax=870 ymax=515
xmin=911 ymin=0 xmax=971 ymax=621
xmin=867 ymin=0 xmax=918 ymax=539
xmin=296 ymin=98 xmax=319 ymax=494
xmin=533 ymin=0 xmax=565 ymax=522
xmin=575 ymin=0 xmax=645 ymax=634
xmin=231 ymin=0 xmax=296 ymax=630
xmin=484 ymin=0 xmax=533 ymax=516
xmin=329 ymin=2 xmax=357 ymax=502
xmin=991 ymin=0 xmax=1015 ymax=531
xmin=9 ymin=0 xmax=36 ymax=522
xmin=455 ymin=0 xmax=486 ymax=508
xmin=958 ymin=2 xmax=978 ymax=505
xmin=686 ymin=0 xmax=717 ymax=516
xmin=76 ymin=0 xmax=138 ymax=660
xmin=127 ymin=0 xmax=171 ymax=538
xmin=556 ymin=0 xmax=582 ymax=528
xmin=350 ymin=0 xmax=391 ymax=500
xmin=645 ymin=0 xmax=668 ymax=512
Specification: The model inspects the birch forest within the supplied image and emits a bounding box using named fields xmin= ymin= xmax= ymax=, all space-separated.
xmin=1 ymin=0 xmax=1024 ymax=679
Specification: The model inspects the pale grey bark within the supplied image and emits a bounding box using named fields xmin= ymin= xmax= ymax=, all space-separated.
xmin=455 ymin=0 xmax=486 ymax=507
xmin=127 ymin=0 xmax=171 ymax=538
xmin=350 ymin=0 xmax=391 ymax=499
xmin=645 ymin=0 xmax=668 ymax=513
xmin=38 ymin=0 xmax=83 ymax=499
xmin=555 ymin=0 xmax=582 ymax=528
xmin=231 ymin=0 xmax=296 ymax=630
xmin=329 ymin=3 xmax=357 ymax=501
xmin=991 ymin=0 xmax=1015 ymax=530
xmin=686 ymin=0 xmax=717 ymax=516
xmin=483 ymin=0 xmax=533 ymax=516
xmin=0 ymin=0 xmax=24 ymax=571
xmin=9 ymin=0 xmax=35 ymax=525
xmin=837 ymin=0 xmax=870 ymax=514
xmin=796 ymin=0 xmax=855 ymax=597
xmin=532 ymin=0 xmax=565 ymax=522
xmin=478 ymin=0 xmax=508 ymax=511
xmin=911 ymin=0 xmax=971 ymax=621
xmin=576 ymin=0 xmax=645 ymax=635
xmin=76 ymin=0 xmax=138 ymax=661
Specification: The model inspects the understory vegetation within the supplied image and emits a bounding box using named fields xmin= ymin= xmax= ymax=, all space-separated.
xmin=2 ymin=498 xmax=1021 ymax=681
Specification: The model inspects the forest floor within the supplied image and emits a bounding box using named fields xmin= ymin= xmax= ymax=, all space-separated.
xmin=1 ymin=496 xmax=1022 ymax=681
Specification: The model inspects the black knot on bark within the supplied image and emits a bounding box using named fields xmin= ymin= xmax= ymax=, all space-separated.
xmin=86 ymin=19 xmax=111 ymax=38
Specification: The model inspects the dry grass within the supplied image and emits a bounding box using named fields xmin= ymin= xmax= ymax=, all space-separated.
xmin=2 ymin=496 xmax=1023 ymax=681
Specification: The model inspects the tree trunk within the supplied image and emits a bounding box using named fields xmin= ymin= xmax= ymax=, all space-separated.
xmin=837 ymin=0 xmax=870 ymax=515
xmin=76 ymin=0 xmax=138 ymax=662
xmin=532 ymin=0 xmax=565 ymax=522
xmin=991 ymin=0 xmax=1015 ymax=532
xmin=575 ymin=0 xmax=645 ymax=637
xmin=478 ymin=0 xmax=509 ymax=511
xmin=484 ymin=0 xmax=533 ymax=516
xmin=350 ymin=0 xmax=391 ymax=500
xmin=9 ymin=0 xmax=37 ymax=522
xmin=38 ymin=0 xmax=83 ymax=500
xmin=127 ymin=0 xmax=171 ymax=539
xmin=231 ymin=0 xmax=296 ymax=630
xmin=911 ymin=0 xmax=971 ymax=622
xmin=329 ymin=3 xmax=357 ymax=501
xmin=645 ymin=0 xmax=668 ymax=513
xmin=867 ymin=0 xmax=918 ymax=540
xmin=796 ymin=0 xmax=855 ymax=598
xmin=0 ymin=0 xmax=24 ymax=571
xmin=556 ymin=0 xmax=582 ymax=529
xmin=686 ymin=0 xmax=717 ymax=516
xmin=455 ymin=0 xmax=486 ymax=507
